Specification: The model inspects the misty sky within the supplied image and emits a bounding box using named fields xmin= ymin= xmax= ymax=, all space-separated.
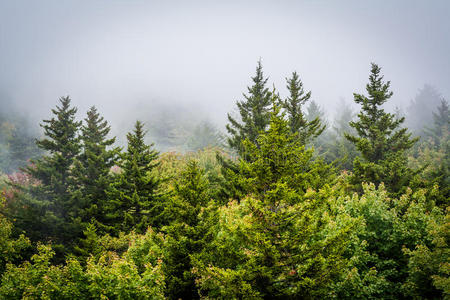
xmin=1 ymin=0 xmax=449 ymax=135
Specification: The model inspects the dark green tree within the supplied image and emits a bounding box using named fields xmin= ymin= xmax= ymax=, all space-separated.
xmin=162 ymin=161 xmax=211 ymax=299
xmin=226 ymin=60 xmax=272 ymax=153
xmin=14 ymin=96 xmax=82 ymax=247
xmin=71 ymin=106 xmax=120 ymax=234
xmin=192 ymin=101 xmax=352 ymax=299
xmin=345 ymin=63 xmax=418 ymax=195
xmin=284 ymin=72 xmax=324 ymax=145
xmin=106 ymin=121 xmax=161 ymax=234
xmin=410 ymin=99 xmax=449 ymax=207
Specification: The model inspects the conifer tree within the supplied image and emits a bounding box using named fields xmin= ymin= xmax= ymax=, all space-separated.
xmin=226 ymin=60 xmax=272 ymax=153
xmin=162 ymin=161 xmax=211 ymax=299
xmin=21 ymin=96 xmax=82 ymax=245
xmin=193 ymin=100 xmax=351 ymax=298
xmin=345 ymin=63 xmax=418 ymax=195
xmin=284 ymin=72 xmax=324 ymax=145
xmin=71 ymin=106 xmax=120 ymax=233
xmin=106 ymin=121 xmax=161 ymax=234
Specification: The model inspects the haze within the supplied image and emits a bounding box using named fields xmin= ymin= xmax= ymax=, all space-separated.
xmin=1 ymin=0 xmax=449 ymax=140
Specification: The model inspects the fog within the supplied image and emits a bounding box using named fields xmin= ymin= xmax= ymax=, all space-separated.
xmin=1 ymin=0 xmax=449 ymax=142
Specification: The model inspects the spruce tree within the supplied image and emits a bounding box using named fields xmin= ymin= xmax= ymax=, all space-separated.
xmin=192 ymin=100 xmax=351 ymax=298
xmin=71 ymin=106 xmax=120 ymax=233
xmin=345 ymin=63 xmax=418 ymax=195
xmin=284 ymin=71 xmax=324 ymax=145
xmin=20 ymin=96 xmax=82 ymax=245
xmin=226 ymin=60 xmax=272 ymax=153
xmin=162 ymin=161 xmax=210 ymax=299
xmin=106 ymin=121 xmax=161 ymax=234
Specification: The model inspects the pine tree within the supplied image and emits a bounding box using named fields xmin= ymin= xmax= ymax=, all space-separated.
xmin=226 ymin=60 xmax=272 ymax=154
xmin=284 ymin=72 xmax=324 ymax=145
xmin=71 ymin=106 xmax=120 ymax=233
xmin=192 ymin=100 xmax=352 ymax=298
xmin=162 ymin=161 xmax=210 ymax=299
xmin=345 ymin=63 xmax=418 ymax=195
xmin=106 ymin=121 xmax=161 ymax=234
xmin=19 ymin=96 xmax=82 ymax=245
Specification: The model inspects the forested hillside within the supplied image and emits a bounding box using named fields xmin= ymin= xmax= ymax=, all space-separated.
xmin=0 ymin=62 xmax=448 ymax=299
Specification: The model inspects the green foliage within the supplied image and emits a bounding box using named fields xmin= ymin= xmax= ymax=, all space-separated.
xmin=0 ymin=196 xmax=31 ymax=275
xmin=71 ymin=106 xmax=120 ymax=234
xmin=333 ymin=184 xmax=444 ymax=299
xmin=13 ymin=96 xmax=83 ymax=248
xmin=409 ymin=134 xmax=449 ymax=208
xmin=0 ymin=229 xmax=166 ymax=299
xmin=346 ymin=63 xmax=418 ymax=196
xmin=106 ymin=121 xmax=162 ymax=234
xmin=224 ymin=98 xmax=333 ymax=202
xmin=283 ymin=72 xmax=324 ymax=145
xmin=192 ymin=102 xmax=352 ymax=298
xmin=192 ymin=188 xmax=355 ymax=298
xmin=0 ymin=64 xmax=448 ymax=299
xmin=161 ymin=161 xmax=212 ymax=299
xmin=403 ymin=208 xmax=449 ymax=298
xmin=226 ymin=60 xmax=272 ymax=154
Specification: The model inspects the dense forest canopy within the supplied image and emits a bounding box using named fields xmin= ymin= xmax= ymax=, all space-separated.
xmin=0 ymin=61 xmax=448 ymax=299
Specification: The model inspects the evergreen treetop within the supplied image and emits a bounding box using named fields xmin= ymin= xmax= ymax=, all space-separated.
xmin=284 ymin=71 xmax=324 ymax=145
xmin=345 ymin=63 xmax=418 ymax=194
xmin=106 ymin=120 xmax=161 ymax=234
xmin=22 ymin=96 xmax=82 ymax=245
xmin=346 ymin=63 xmax=416 ymax=162
xmin=71 ymin=106 xmax=120 ymax=231
xmin=226 ymin=60 xmax=272 ymax=153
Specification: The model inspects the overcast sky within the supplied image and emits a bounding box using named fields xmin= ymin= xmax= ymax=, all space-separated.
xmin=1 ymin=0 xmax=449 ymax=133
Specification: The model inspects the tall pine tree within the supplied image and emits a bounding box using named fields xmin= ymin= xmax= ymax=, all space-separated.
xmin=71 ymin=106 xmax=120 ymax=234
xmin=20 ymin=96 xmax=82 ymax=246
xmin=345 ymin=63 xmax=418 ymax=195
xmin=106 ymin=121 xmax=161 ymax=234
xmin=226 ymin=60 xmax=272 ymax=154
xmin=284 ymin=71 xmax=324 ymax=145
